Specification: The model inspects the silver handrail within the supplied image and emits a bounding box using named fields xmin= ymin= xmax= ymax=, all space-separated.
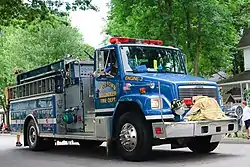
xmin=158 ymin=81 xmax=165 ymax=125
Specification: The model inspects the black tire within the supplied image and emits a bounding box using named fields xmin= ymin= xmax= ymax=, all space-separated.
xmin=26 ymin=119 xmax=44 ymax=151
xmin=43 ymin=138 xmax=55 ymax=149
xmin=79 ymin=140 xmax=103 ymax=149
xmin=115 ymin=112 xmax=153 ymax=161
xmin=187 ymin=136 xmax=219 ymax=153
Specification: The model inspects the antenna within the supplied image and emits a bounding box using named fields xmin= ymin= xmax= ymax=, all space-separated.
xmin=83 ymin=50 xmax=94 ymax=60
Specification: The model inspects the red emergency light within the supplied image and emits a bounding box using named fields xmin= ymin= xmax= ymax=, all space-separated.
xmin=136 ymin=39 xmax=163 ymax=46
xmin=110 ymin=37 xmax=136 ymax=44
xmin=109 ymin=37 xmax=163 ymax=46
xmin=183 ymin=98 xmax=193 ymax=106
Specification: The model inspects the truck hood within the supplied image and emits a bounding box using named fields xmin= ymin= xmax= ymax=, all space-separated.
xmin=126 ymin=73 xmax=216 ymax=85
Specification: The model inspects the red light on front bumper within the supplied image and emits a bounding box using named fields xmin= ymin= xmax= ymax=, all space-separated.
xmin=155 ymin=127 xmax=162 ymax=134
xmin=183 ymin=98 xmax=193 ymax=105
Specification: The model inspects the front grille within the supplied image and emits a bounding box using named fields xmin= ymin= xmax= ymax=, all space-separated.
xmin=178 ymin=86 xmax=217 ymax=100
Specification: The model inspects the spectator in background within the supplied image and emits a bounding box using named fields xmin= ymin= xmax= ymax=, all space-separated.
xmin=242 ymin=101 xmax=250 ymax=139
xmin=0 ymin=121 xmax=3 ymax=130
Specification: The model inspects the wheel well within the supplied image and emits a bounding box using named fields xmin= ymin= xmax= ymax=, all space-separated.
xmin=23 ymin=116 xmax=35 ymax=146
xmin=112 ymin=101 xmax=145 ymax=138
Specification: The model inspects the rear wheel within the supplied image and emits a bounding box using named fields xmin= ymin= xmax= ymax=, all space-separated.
xmin=27 ymin=119 xmax=54 ymax=151
xmin=27 ymin=119 xmax=43 ymax=151
xmin=115 ymin=112 xmax=153 ymax=161
xmin=187 ymin=136 xmax=219 ymax=153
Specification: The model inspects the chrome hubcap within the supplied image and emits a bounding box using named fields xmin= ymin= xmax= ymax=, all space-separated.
xmin=119 ymin=123 xmax=137 ymax=152
xmin=29 ymin=126 xmax=37 ymax=145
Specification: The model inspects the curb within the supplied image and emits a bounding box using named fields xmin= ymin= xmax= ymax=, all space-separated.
xmin=221 ymin=138 xmax=250 ymax=144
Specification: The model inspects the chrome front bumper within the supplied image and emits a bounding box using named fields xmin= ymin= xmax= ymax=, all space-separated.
xmin=152 ymin=118 xmax=238 ymax=139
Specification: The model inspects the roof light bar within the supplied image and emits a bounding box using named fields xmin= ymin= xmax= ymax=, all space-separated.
xmin=109 ymin=37 xmax=163 ymax=46
xmin=110 ymin=37 xmax=136 ymax=44
xmin=136 ymin=39 xmax=163 ymax=46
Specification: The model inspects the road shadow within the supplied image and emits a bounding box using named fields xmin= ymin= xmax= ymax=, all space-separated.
xmin=15 ymin=144 xmax=240 ymax=163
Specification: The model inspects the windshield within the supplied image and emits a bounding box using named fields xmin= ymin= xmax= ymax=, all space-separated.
xmin=120 ymin=45 xmax=186 ymax=74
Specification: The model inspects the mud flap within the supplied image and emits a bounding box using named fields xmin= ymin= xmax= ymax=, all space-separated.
xmin=106 ymin=139 xmax=116 ymax=156
xmin=210 ymin=134 xmax=222 ymax=143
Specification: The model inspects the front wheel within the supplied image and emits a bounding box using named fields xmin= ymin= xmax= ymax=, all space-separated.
xmin=115 ymin=112 xmax=153 ymax=161
xmin=187 ymin=136 xmax=219 ymax=153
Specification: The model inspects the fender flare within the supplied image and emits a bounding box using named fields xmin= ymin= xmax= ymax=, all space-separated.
xmin=114 ymin=95 xmax=151 ymax=113
xmin=24 ymin=114 xmax=39 ymax=134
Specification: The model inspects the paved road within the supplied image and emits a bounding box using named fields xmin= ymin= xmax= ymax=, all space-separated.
xmin=0 ymin=135 xmax=249 ymax=167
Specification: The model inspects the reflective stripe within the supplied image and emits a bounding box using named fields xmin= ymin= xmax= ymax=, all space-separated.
xmin=95 ymin=108 xmax=115 ymax=113
xmin=11 ymin=118 xmax=56 ymax=125
xmin=37 ymin=118 xmax=56 ymax=124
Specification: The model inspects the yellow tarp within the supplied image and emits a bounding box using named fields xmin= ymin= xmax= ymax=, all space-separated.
xmin=184 ymin=96 xmax=227 ymax=121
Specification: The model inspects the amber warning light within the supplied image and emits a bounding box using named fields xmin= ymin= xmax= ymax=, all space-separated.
xmin=109 ymin=37 xmax=163 ymax=46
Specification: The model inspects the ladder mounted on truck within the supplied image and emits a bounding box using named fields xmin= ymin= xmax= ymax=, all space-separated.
xmin=8 ymin=58 xmax=76 ymax=101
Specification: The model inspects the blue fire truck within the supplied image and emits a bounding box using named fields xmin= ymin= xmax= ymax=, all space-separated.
xmin=7 ymin=37 xmax=238 ymax=161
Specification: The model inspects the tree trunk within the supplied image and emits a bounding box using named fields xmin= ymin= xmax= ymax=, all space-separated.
xmin=183 ymin=2 xmax=192 ymax=64
xmin=166 ymin=0 xmax=175 ymax=45
xmin=193 ymin=4 xmax=202 ymax=76
xmin=194 ymin=37 xmax=201 ymax=76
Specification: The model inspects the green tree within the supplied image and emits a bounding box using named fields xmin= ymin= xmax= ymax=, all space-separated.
xmin=0 ymin=0 xmax=97 ymax=27
xmin=106 ymin=0 xmax=250 ymax=77
xmin=0 ymin=0 xmax=97 ymax=125
xmin=0 ymin=23 xmax=94 ymax=86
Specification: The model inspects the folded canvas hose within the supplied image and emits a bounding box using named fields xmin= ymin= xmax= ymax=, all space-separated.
xmin=184 ymin=96 xmax=228 ymax=121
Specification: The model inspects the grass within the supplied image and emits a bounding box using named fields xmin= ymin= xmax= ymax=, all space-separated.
xmin=225 ymin=127 xmax=248 ymax=139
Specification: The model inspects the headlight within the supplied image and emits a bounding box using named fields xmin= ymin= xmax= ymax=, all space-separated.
xmin=151 ymin=98 xmax=162 ymax=109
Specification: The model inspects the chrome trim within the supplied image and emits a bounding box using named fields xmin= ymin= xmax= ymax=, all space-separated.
xmin=152 ymin=118 xmax=238 ymax=139
xmin=95 ymin=108 xmax=115 ymax=113
xmin=39 ymin=133 xmax=106 ymax=141
xmin=178 ymin=85 xmax=216 ymax=89
xmin=145 ymin=115 xmax=175 ymax=120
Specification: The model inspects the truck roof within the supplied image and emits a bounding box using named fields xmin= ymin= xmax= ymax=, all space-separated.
xmin=97 ymin=43 xmax=180 ymax=51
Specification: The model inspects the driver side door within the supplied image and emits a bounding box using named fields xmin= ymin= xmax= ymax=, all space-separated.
xmin=94 ymin=47 xmax=121 ymax=115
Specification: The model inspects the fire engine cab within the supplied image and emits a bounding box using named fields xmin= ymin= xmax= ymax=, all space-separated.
xmin=7 ymin=37 xmax=238 ymax=161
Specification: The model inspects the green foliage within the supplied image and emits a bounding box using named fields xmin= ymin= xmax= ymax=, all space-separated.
xmin=0 ymin=23 xmax=94 ymax=88
xmin=106 ymin=0 xmax=250 ymax=77
xmin=0 ymin=0 xmax=97 ymax=125
xmin=0 ymin=0 xmax=96 ymax=84
xmin=0 ymin=0 xmax=97 ymax=27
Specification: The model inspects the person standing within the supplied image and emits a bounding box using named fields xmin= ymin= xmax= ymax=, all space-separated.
xmin=242 ymin=101 xmax=250 ymax=139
